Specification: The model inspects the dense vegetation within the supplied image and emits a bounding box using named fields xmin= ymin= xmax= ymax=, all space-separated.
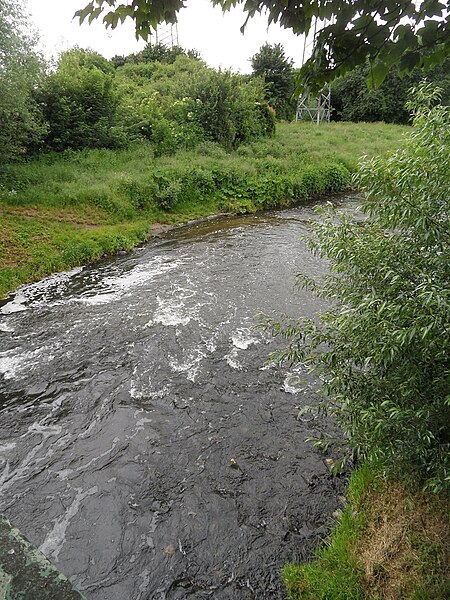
xmin=77 ymin=1 xmax=450 ymax=93
xmin=0 ymin=121 xmax=406 ymax=298
xmin=0 ymin=0 xmax=47 ymax=161
xmin=263 ymin=86 xmax=450 ymax=597
xmin=265 ymin=85 xmax=449 ymax=493
xmin=0 ymin=2 xmax=275 ymax=161
xmin=250 ymin=43 xmax=296 ymax=121
xmin=331 ymin=59 xmax=450 ymax=124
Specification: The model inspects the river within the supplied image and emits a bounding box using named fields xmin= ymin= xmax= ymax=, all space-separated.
xmin=0 ymin=196 xmax=354 ymax=599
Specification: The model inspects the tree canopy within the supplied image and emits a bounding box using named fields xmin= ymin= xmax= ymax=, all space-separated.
xmin=76 ymin=1 xmax=450 ymax=91
xmin=0 ymin=0 xmax=47 ymax=159
xmin=251 ymin=43 xmax=296 ymax=119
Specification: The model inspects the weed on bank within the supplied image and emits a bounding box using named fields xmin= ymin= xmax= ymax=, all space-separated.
xmin=0 ymin=121 xmax=406 ymax=297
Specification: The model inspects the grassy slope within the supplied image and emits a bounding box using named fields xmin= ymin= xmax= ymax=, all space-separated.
xmin=0 ymin=121 xmax=406 ymax=298
xmin=282 ymin=465 xmax=449 ymax=600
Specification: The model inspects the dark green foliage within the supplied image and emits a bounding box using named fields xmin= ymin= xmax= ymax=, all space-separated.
xmin=263 ymin=87 xmax=450 ymax=492
xmin=331 ymin=60 xmax=450 ymax=124
xmin=144 ymin=161 xmax=351 ymax=214
xmin=76 ymin=1 xmax=450 ymax=93
xmin=183 ymin=68 xmax=274 ymax=150
xmin=111 ymin=43 xmax=201 ymax=68
xmin=115 ymin=56 xmax=274 ymax=153
xmin=36 ymin=49 xmax=121 ymax=151
xmin=251 ymin=43 xmax=296 ymax=120
xmin=0 ymin=0 xmax=47 ymax=160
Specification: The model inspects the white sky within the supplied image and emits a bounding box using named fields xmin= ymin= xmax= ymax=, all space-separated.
xmin=26 ymin=0 xmax=311 ymax=72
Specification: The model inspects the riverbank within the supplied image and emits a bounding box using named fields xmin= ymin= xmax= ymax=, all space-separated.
xmin=282 ymin=464 xmax=449 ymax=599
xmin=0 ymin=121 xmax=406 ymax=298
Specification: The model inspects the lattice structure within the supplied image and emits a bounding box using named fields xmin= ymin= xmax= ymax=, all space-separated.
xmin=296 ymin=86 xmax=331 ymax=124
xmin=154 ymin=23 xmax=179 ymax=48
xmin=296 ymin=17 xmax=331 ymax=124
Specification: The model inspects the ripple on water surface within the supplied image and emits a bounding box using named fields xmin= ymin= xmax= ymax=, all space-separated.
xmin=0 ymin=199 xmax=356 ymax=599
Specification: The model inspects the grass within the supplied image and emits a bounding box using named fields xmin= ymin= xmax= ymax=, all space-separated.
xmin=0 ymin=121 xmax=407 ymax=298
xmin=282 ymin=464 xmax=449 ymax=600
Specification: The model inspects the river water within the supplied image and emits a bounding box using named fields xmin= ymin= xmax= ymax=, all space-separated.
xmin=0 ymin=197 xmax=354 ymax=599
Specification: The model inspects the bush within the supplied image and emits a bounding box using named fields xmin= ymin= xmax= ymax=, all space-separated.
xmin=0 ymin=0 xmax=47 ymax=159
xmin=114 ymin=56 xmax=272 ymax=154
xmin=263 ymin=85 xmax=450 ymax=492
xmin=331 ymin=60 xmax=450 ymax=124
xmin=37 ymin=49 xmax=121 ymax=151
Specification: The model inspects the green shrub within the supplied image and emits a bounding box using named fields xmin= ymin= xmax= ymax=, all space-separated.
xmin=36 ymin=49 xmax=121 ymax=151
xmin=331 ymin=60 xmax=450 ymax=124
xmin=0 ymin=0 xmax=48 ymax=160
xmin=262 ymin=86 xmax=450 ymax=492
xmin=116 ymin=177 xmax=157 ymax=210
xmin=153 ymin=173 xmax=182 ymax=210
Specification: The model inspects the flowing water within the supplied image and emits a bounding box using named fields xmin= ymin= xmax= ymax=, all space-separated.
xmin=0 ymin=196 xmax=355 ymax=599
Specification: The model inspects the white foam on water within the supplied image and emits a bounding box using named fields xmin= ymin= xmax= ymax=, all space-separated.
xmin=0 ymin=292 xmax=28 ymax=315
xmin=231 ymin=328 xmax=259 ymax=350
xmin=205 ymin=337 xmax=217 ymax=353
xmin=39 ymin=486 xmax=98 ymax=561
xmin=0 ymin=442 xmax=16 ymax=453
xmin=224 ymin=347 xmax=243 ymax=370
xmin=76 ymin=293 xmax=118 ymax=305
xmin=0 ymin=423 xmax=62 ymax=494
xmin=74 ymin=257 xmax=183 ymax=307
xmin=0 ymin=267 xmax=83 ymax=314
xmin=0 ymin=322 xmax=14 ymax=332
xmin=283 ymin=373 xmax=303 ymax=394
xmin=130 ymin=380 xmax=144 ymax=400
xmin=147 ymin=387 xmax=169 ymax=400
xmin=153 ymin=295 xmax=192 ymax=327
xmin=168 ymin=348 xmax=206 ymax=382
xmin=130 ymin=380 xmax=169 ymax=400
xmin=0 ymin=344 xmax=59 ymax=380
xmin=103 ymin=258 xmax=180 ymax=291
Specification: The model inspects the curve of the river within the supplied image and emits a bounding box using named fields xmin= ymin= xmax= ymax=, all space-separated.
xmin=0 ymin=196 xmax=355 ymax=599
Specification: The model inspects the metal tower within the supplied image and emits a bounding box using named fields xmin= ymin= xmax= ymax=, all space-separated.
xmin=154 ymin=22 xmax=179 ymax=48
xmin=296 ymin=18 xmax=331 ymax=124
xmin=296 ymin=86 xmax=331 ymax=124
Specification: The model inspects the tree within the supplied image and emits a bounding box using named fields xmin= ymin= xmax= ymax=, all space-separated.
xmin=36 ymin=48 xmax=121 ymax=151
xmin=0 ymin=0 xmax=47 ymax=160
xmin=262 ymin=84 xmax=450 ymax=492
xmin=330 ymin=58 xmax=450 ymax=124
xmin=251 ymin=43 xmax=296 ymax=120
xmin=111 ymin=43 xmax=201 ymax=69
xmin=76 ymin=1 xmax=449 ymax=91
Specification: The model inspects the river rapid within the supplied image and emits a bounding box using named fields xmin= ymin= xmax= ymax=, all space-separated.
xmin=0 ymin=197 xmax=354 ymax=599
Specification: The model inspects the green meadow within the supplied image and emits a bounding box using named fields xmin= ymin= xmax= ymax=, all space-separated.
xmin=0 ymin=121 xmax=406 ymax=298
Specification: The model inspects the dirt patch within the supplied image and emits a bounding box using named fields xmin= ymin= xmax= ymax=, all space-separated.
xmin=148 ymin=222 xmax=173 ymax=236
xmin=0 ymin=205 xmax=105 ymax=227
xmin=357 ymin=481 xmax=449 ymax=599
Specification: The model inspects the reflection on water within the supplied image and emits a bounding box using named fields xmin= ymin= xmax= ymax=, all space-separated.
xmin=0 ymin=197 xmax=356 ymax=599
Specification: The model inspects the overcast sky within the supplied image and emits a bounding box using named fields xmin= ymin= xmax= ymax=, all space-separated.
xmin=26 ymin=0 xmax=312 ymax=72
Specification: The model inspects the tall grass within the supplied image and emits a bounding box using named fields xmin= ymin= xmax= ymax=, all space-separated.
xmin=0 ymin=121 xmax=407 ymax=297
xmin=282 ymin=464 xmax=449 ymax=599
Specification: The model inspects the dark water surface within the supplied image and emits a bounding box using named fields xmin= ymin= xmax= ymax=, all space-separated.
xmin=0 ymin=197 xmax=355 ymax=599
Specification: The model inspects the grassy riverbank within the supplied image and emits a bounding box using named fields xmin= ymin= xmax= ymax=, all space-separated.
xmin=283 ymin=465 xmax=449 ymax=599
xmin=0 ymin=121 xmax=406 ymax=298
